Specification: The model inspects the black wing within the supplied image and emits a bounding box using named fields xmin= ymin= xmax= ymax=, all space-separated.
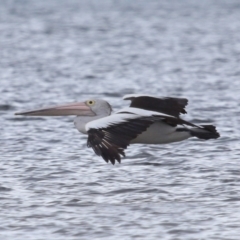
xmin=87 ymin=117 xmax=156 ymax=164
xmin=86 ymin=113 xmax=199 ymax=165
xmin=123 ymin=95 xmax=188 ymax=117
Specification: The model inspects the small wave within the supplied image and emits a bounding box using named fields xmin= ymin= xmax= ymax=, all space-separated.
xmin=0 ymin=104 xmax=14 ymax=111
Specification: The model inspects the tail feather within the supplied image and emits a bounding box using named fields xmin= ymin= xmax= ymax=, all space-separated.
xmin=190 ymin=124 xmax=220 ymax=140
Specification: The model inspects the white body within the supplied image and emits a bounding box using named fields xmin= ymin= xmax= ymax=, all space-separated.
xmin=75 ymin=107 xmax=191 ymax=144
xmin=131 ymin=122 xmax=190 ymax=144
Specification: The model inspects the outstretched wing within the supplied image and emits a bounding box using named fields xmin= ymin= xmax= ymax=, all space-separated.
xmin=86 ymin=110 xmax=198 ymax=164
xmin=86 ymin=115 xmax=156 ymax=164
xmin=123 ymin=94 xmax=188 ymax=117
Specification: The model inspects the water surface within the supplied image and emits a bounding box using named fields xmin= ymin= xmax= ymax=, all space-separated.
xmin=1 ymin=0 xmax=240 ymax=239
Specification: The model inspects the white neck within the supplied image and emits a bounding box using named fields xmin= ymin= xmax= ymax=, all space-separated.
xmin=74 ymin=114 xmax=107 ymax=134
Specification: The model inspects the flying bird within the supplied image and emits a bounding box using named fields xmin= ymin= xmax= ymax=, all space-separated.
xmin=15 ymin=94 xmax=220 ymax=164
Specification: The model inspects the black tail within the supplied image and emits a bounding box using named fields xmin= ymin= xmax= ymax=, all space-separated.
xmin=190 ymin=125 xmax=220 ymax=140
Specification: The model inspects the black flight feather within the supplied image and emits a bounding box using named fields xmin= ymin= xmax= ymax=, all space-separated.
xmin=124 ymin=95 xmax=188 ymax=117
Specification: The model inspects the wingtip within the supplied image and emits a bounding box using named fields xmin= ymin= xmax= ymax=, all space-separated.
xmin=110 ymin=159 xmax=115 ymax=165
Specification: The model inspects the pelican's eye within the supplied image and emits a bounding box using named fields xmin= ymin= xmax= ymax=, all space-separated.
xmin=86 ymin=100 xmax=95 ymax=106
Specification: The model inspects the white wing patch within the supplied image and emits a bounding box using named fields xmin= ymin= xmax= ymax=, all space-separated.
xmin=86 ymin=113 xmax=140 ymax=131
xmin=86 ymin=107 xmax=175 ymax=132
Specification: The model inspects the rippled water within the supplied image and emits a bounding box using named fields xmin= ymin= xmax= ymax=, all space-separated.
xmin=1 ymin=0 xmax=240 ymax=239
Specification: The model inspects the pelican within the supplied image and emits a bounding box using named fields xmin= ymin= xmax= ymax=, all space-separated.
xmin=15 ymin=94 xmax=220 ymax=164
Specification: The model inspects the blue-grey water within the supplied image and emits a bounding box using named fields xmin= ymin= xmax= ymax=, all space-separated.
xmin=1 ymin=0 xmax=240 ymax=239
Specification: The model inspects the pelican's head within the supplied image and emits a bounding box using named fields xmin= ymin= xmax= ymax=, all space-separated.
xmin=15 ymin=99 xmax=112 ymax=117
xmin=84 ymin=99 xmax=112 ymax=117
